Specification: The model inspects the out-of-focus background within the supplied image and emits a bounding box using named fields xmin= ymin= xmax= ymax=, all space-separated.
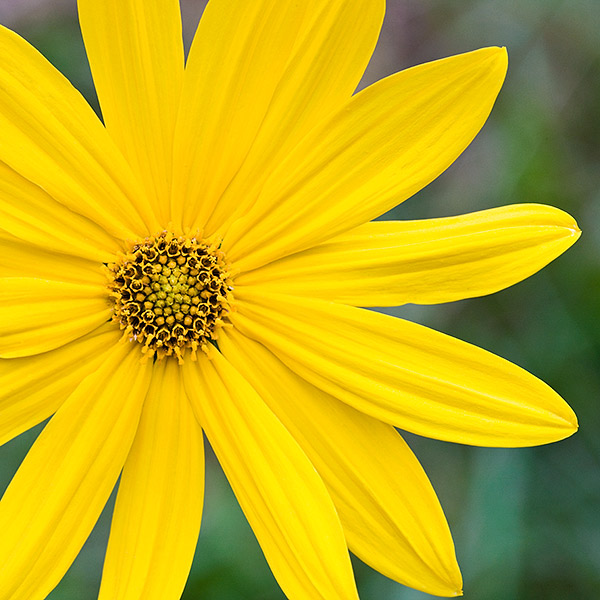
xmin=1 ymin=0 xmax=599 ymax=598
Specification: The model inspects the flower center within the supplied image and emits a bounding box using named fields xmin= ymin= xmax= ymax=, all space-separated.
xmin=106 ymin=231 xmax=232 ymax=362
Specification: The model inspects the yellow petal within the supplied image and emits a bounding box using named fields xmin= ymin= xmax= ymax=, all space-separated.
xmin=0 ymin=229 xmax=105 ymax=284
xmin=171 ymin=0 xmax=309 ymax=231
xmin=205 ymin=0 xmax=385 ymax=234
xmin=99 ymin=359 xmax=204 ymax=600
xmin=173 ymin=0 xmax=382 ymax=234
xmin=219 ymin=329 xmax=462 ymax=597
xmin=224 ymin=47 xmax=508 ymax=271
xmin=0 ymin=277 xmax=111 ymax=358
xmin=0 ymin=341 xmax=152 ymax=600
xmin=233 ymin=290 xmax=578 ymax=447
xmin=237 ymin=204 xmax=581 ymax=306
xmin=0 ymin=24 xmax=153 ymax=239
xmin=78 ymin=0 xmax=184 ymax=226
xmin=0 ymin=163 xmax=119 ymax=262
xmin=183 ymin=351 xmax=359 ymax=600
xmin=0 ymin=323 xmax=121 ymax=447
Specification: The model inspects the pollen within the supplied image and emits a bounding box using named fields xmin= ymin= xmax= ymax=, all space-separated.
xmin=106 ymin=231 xmax=233 ymax=362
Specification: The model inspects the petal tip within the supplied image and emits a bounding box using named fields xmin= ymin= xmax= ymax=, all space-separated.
xmin=547 ymin=404 xmax=578 ymax=444
xmin=563 ymin=400 xmax=579 ymax=429
xmin=434 ymin=571 xmax=463 ymax=598
xmin=555 ymin=207 xmax=582 ymax=239
xmin=566 ymin=413 xmax=579 ymax=436
xmin=471 ymin=46 xmax=508 ymax=84
xmin=488 ymin=45 xmax=509 ymax=75
xmin=420 ymin=556 xmax=463 ymax=598
xmin=446 ymin=566 xmax=464 ymax=598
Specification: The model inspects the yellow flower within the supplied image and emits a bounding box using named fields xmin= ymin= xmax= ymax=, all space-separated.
xmin=0 ymin=1 xmax=579 ymax=599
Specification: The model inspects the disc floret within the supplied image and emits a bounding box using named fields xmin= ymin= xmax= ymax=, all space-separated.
xmin=107 ymin=231 xmax=232 ymax=362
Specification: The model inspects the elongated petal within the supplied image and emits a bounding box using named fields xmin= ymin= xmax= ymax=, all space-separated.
xmin=0 ymin=163 xmax=119 ymax=263
xmin=224 ymin=48 xmax=508 ymax=271
xmin=0 ymin=323 xmax=121 ymax=447
xmin=0 ymin=277 xmax=110 ymax=358
xmin=0 ymin=25 xmax=153 ymax=239
xmin=173 ymin=0 xmax=383 ymax=234
xmin=237 ymin=204 xmax=580 ymax=306
xmin=171 ymin=0 xmax=307 ymax=231
xmin=183 ymin=351 xmax=359 ymax=600
xmin=99 ymin=360 xmax=203 ymax=600
xmin=205 ymin=0 xmax=385 ymax=234
xmin=0 ymin=323 xmax=120 ymax=446
xmin=219 ymin=329 xmax=462 ymax=596
xmin=233 ymin=290 xmax=578 ymax=447
xmin=78 ymin=0 xmax=184 ymax=226
xmin=0 ymin=229 xmax=105 ymax=284
xmin=0 ymin=341 xmax=152 ymax=600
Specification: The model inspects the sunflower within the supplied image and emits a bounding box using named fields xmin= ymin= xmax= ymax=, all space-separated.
xmin=0 ymin=1 xmax=579 ymax=599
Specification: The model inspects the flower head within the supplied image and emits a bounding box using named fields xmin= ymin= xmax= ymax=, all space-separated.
xmin=0 ymin=1 xmax=579 ymax=599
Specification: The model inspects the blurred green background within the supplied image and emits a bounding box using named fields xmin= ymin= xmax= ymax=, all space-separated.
xmin=0 ymin=0 xmax=598 ymax=598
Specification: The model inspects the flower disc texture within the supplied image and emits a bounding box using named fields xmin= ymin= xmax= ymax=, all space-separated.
xmin=0 ymin=1 xmax=580 ymax=600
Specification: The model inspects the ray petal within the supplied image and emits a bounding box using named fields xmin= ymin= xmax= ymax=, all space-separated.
xmin=219 ymin=328 xmax=462 ymax=597
xmin=172 ymin=0 xmax=384 ymax=234
xmin=224 ymin=48 xmax=508 ymax=270
xmin=0 ymin=164 xmax=120 ymax=262
xmin=183 ymin=350 xmax=359 ymax=600
xmin=0 ymin=323 xmax=121 ymax=447
xmin=78 ymin=0 xmax=184 ymax=226
xmin=0 ymin=341 xmax=152 ymax=600
xmin=204 ymin=0 xmax=385 ymax=234
xmin=0 ymin=24 xmax=153 ymax=239
xmin=233 ymin=290 xmax=578 ymax=447
xmin=0 ymin=229 xmax=105 ymax=284
xmin=99 ymin=359 xmax=204 ymax=600
xmin=236 ymin=204 xmax=580 ymax=306
xmin=0 ymin=277 xmax=111 ymax=358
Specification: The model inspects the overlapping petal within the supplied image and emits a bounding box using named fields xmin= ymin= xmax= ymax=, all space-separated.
xmin=0 ymin=277 xmax=110 ymax=358
xmin=0 ymin=323 xmax=121 ymax=447
xmin=233 ymin=289 xmax=577 ymax=447
xmin=236 ymin=204 xmax=580 ymax=306
xmin=219 ymin=329 xmax=462 ymax=596
xmin=78 ymin=0 xmax=184 ymax=226
xmin=224 ymin=47 xmax=508 ymax=271
xmin=183 ymin=350 xmax=359 ymax=600
xmin=0 ymin=341 xmax=152 ymax=600
xmin=204 ymin=0 xmax=385 ymax=234
xmin=0 ymin=229 xmax=104 ymax=284
xmin=172 ymin=0 xmax=383 ymax=234
xmin=0 ymin=25 xmax=153 ymax=240
xmin=170 ymin=0 xmax=305 ymax=231
xmin=99 ymin=360 xmax=204 ymax=600
xmin=0 ymin=163 xmax=120 ymax=262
